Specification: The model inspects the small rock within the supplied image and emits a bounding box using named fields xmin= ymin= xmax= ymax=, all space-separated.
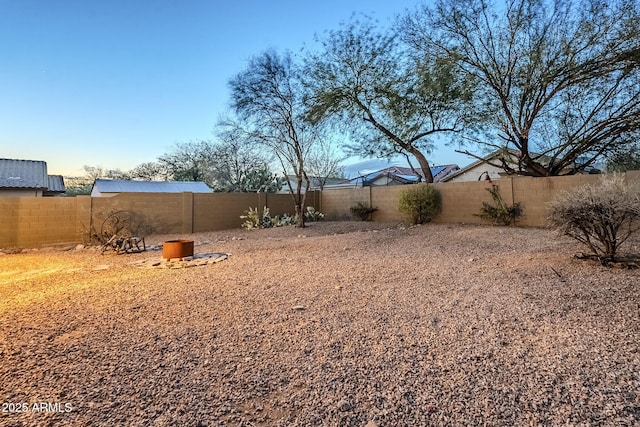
xmin=75 ymin=244 xmax=85 ymax=251
xmin=365 ymin=421 xmax=379 ymax=427
xmin=293 ymin=305 xmax=306 ymax=311
xmin=93 ymin=265 xmax=110 ymax=271
xmin=337 ymin=400 xmax=353 ymax=412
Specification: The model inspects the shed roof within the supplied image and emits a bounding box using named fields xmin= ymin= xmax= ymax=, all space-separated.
xmin=92 ymin=179 xmax=213 ymax=194
xmin=47 ymin=175 xmax=66 ymax=193
xmin=0 ymin=158 xmax=49 ymax=189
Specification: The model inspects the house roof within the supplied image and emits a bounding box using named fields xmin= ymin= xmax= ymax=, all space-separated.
xmin=0 ymin=158 xmax=49 ymax=189
xmin=440 ymin=151 xmax=509 ymax=182
xmin=92 ymin=179 xmax=213 ymax=194
xmin=441 ymin=148 xmax=602 ymax=182
xmin=345 ymin=164 xmax=459 ymax=186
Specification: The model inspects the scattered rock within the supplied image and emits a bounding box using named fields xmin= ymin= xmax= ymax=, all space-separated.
xmin=337 ymin=399 xmax=353 ymax=412
xmin=132 ymin=253 xmax=229 ymax=269
xmin=3 ymin=222 xmax=639 ymax=426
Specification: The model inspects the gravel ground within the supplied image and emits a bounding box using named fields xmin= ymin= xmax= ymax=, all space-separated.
xmin=1 ymin=221 xmax=639 ymax=426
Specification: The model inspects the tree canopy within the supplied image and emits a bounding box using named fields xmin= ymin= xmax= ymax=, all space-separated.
xmin=228 ymin=49 xmax=318 ymax=226
xmin=402 ymin=0 xmax=640 ymax=176
xmin=304 ymin=17 xmax=476 ymax=182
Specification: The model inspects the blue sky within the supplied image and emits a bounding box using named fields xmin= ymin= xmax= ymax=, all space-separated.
xmin=0 ymin=0 xmax=472 ymax=177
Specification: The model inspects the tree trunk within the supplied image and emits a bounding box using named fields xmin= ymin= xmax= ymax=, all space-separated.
xmin=409 ymin=149 xmax=434 ymax=183
xmin=295 ymin=204 xmax=305 ymax=228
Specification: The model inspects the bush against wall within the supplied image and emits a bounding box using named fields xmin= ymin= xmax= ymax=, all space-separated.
xmin=477 ymin=185 xmax=523 ymax=226
xmin=548 ymin=175 xmax=640 ymax=262
xmin=398 ymin=184 xmax=441 ymax=225
xmin=350 ymin=202 xmax=378 ymax=221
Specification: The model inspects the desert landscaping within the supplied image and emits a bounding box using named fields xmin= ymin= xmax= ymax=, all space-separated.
xmin=1 ymin=221 xmax=639 ymax=426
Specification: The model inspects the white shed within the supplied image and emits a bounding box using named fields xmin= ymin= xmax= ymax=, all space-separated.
xmin=91 ymin=179 xmax=213 ymax=197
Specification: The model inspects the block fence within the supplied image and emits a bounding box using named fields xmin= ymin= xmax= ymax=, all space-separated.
xmin=0 ymin=191 xmax=320 ymax=248
xmin=1 ymin=172 xmax=638 ymax=248
xmin=321 ymin=171 xmax=640 ymax=227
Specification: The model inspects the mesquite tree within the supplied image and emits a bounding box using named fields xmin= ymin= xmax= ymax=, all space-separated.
xmin=228 ymin=50 xmax=316 ymax=227
xmin=403 ymin=0 xmax=640 ymax=176
xmin=304 ymin=18 xmax=475 ymax=183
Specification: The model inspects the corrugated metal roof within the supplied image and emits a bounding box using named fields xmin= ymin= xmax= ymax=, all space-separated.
xmin=0 ymin=158 xmax=48 ymax=189
xmin=93 ymin=179 xmax=213 ymax=194
xmin=47 ymin=175 xmax=66 ymax=192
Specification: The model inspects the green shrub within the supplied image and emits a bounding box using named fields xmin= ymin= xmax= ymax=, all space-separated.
xmin=548 ymin=175 xmax=640 ymax=260
xmin=477 ymin=185 xmax=523 ymax=226
xmin=350 ymin=202 xmax=378 ymax=221
xmin=398 ymin=184 xmax=441 ymax=224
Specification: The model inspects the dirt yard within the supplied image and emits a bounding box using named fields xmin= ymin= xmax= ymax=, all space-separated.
xmin=1 ymin=221 xmax=639 ymax=426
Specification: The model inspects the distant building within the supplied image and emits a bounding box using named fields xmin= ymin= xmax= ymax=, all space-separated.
xmin=278 ymin=176 xmax=349 ymax=193
xmin=325 ymin=165 xmax=459 ymax=189
xmin=91 ymin=179 xmax=213 ymax=197
xmin=0 ymin=158 xmax=65 ymax=197
xmin=442 ymin=149 xmax=602 ymax=183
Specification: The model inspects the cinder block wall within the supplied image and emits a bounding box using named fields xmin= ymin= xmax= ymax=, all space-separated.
xmin=0 ymin=191 xmax=320 ymax=248
xmin=91 ymin=193 xmax=185 ymax=235
xmin=1 ymin=173 xmax=639 ymax=248
xmin=321 ymin=171 xmax=640 ymax=227
xmin=321 ymin=187 xmax=371 ymax=220
xmin=0 ymin=196 xmax=91 ymax=247
xmin=433 ymin=180 xmax=497 ymax=225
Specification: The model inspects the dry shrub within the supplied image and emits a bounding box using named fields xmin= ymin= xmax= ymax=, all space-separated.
xmin=477 ymin=184 xmax=523 ymax=226
xmin=548 ymin=175 xmax=640 ymax=261
xmin=95 ymin=210 xmax=154 ymax=244
xmin=350 ymin=202 xmax=378 ymax=221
